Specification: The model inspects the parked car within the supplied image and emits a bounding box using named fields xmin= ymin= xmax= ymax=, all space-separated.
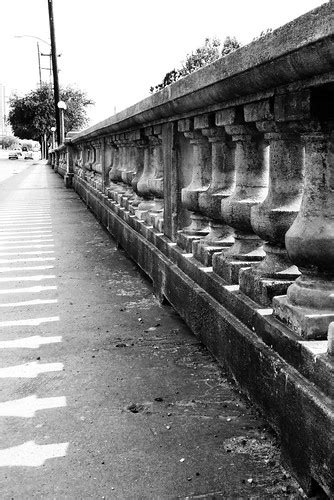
xmin=24 ymin=151 xmax=34 ymax=160
xmin=8 ymin=150 xmax=21 ymax=160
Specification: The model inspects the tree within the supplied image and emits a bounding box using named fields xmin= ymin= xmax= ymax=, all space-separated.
xmin=150 ymin=36 xmax=241 ymax=93
xmin=8 ymin=83 xmax=94 ymax=148
xmin=1 ymin=135 xmax=17 ymax=150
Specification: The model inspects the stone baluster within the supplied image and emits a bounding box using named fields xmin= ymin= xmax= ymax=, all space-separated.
xmin=117 ymin=135 xmax=131 ymax=188
xmin=54 ymin=150 xmax=60 ymax=173
xmin=146 ymin=126 xmax=164 ymax=230
xmin=111 ymin=136 xmax=132 ymax=204
xmin=239 ymin=122 xmax=304 ymax=306
xmin=104 ymin=137 xmax=115 ymax=194
xmin=74 ymin=144 xmax=84 ymax=178
xmin=108 ymin=135 xmax=121 ymax=183
xmin=64 ymin=142 xmax=74 ymax=189
xmin=135 ymin=127 xmax=157 ymax=220
xmin=82 ymin=143 xmax=92 ymax=182
xmin=193 ymin=126 xmax=235 ymax=266
xmin=108 ymin=135 xmax=126 ymax=200
xmin=213 ymin=120 xmax=269 ymax=284
xmin=274 ymin=128 xmax=334 ymax=339
xmin=128 ymin=138 xmax=147 ymax=214
xmin=50 ymin=151 xmax=55 ymax=170
xmin=121 ymin=131 xmax=141 ymax=187
xmin=91 ymin=140 xmax=103 ymax=191
xmin=177 ymin=117 xmax=211 ymax=252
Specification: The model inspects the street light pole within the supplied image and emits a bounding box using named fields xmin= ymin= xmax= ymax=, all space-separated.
xmin=47 ymin=0 xmax=61 ymax=145
xmin=57 ymin=101 xmax=67 ymax=145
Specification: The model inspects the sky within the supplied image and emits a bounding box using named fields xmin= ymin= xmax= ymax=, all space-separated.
xmin=0 ymin=0 xmax=328 ymax=127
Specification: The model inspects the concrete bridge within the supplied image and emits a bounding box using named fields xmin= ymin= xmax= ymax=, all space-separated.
xmin=50 ymin=3 xmax=333 ymax=496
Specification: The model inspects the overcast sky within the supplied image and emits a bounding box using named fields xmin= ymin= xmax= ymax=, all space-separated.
xmin=0 ymin=0 xmax=327 ymax=126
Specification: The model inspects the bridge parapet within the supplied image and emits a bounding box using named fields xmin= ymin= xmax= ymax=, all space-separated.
xmin=52 ymin=3 xmax=334 ymax=496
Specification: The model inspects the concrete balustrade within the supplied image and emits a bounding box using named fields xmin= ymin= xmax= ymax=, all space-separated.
xmin=213 ymin=122 xmax=268 ymax=283
xmin=239 ymin=96 xmax=306 ymax=305
xmin=193 ymin=126 xmax=235 ymax=265
xmin=177 ymin=118 xmax=211 ymax=252
xmin=50 ymin=4 xmax=334 ymax=495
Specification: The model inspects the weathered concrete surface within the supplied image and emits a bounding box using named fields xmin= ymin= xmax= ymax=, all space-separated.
xmin=0 ymin=161 xmax=304 ymax=498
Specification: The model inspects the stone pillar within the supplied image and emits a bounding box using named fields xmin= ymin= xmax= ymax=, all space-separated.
xmin=177 ymin=117 xmax=211 ymax=252
xmin=274 ymin=130 xmax=334 ymax=339
xmin=193 ymin=127 xmax=235 ymax=266
xmin=213 ymin=124 xmax=268 ymax=284
xmin=239 ymin=123 xmax=304 ymax=305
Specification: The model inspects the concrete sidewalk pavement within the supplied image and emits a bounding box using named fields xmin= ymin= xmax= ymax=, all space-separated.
xmin=0 ymin=161 xmax=303 ymax=498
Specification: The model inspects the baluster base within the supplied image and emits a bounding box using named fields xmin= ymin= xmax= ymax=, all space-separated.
xmin=192 ymin=222 xmax=234 ymax=266
xmin=135 ymin=198 xmax=156 ymax=220
xmin=273 ymin=274 xmax=334 ymax=339
xmin=128 ymin=194 xmax=143 ymax=214
xmin=177 ymin=213 xmax=210 ymax=253
xmin=106 ymin=182 xmax=127 ymax=201
xmin=64 ymin=173 xmax=74 ymax=189
xmin=239 ymin=245 xmax=301 ymax=306
xmin=144 ymin=198 xmax=164 ymax=226
xmin=273 ymin=297 xmax=334 ymax=340
xmin=212 ymin=232 xmax=265 ymax=284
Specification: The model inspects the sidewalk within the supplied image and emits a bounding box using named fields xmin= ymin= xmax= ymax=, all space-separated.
xmin=0 ymin=162 xmax=303 ymax=498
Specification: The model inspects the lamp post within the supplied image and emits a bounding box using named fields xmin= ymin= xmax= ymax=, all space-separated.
xmin=50 ymin=126 xmax=56 ymax=149
xmin=57 ymin=101 xmax=67 ymax=145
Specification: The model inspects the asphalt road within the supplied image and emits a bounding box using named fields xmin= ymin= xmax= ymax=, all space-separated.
xmin=0 ymin=161 xmax=304 ymax=498
xmin=0 ymin=150 xmax=41 ymax=183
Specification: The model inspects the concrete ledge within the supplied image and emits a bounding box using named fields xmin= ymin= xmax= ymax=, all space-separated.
xmin=71 ymin=176 xmax=334 ymax=497
xmin=71 ymin=3 xmax=333 ymax=142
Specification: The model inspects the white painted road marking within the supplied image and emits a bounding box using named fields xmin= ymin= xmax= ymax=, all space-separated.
xmin=0 ymin=440 xmax=68 ymax=466
xmin=0 ymin=335 xmax=62 ymax=349
xmin=0 ymin=275 xmax=56 ymax=283
xmin=0 ymin=361 xmax=64 ymax=378
xmin=0 ymin=316 xmax=59 ymax=328
xmin=0 ymin=257 xmax=56 ymax=263
xmin=0 ymin=316 xmax=59 ymax=327
xmin=0 ymin=265 xmax=54 ymax=273
xmin=0 ymin=298 xmax=58 ymax=308
xmin=0 ymin=285 xmax=57 ymax=294
xmin=0 ymin=395 xmax=66 ymax=418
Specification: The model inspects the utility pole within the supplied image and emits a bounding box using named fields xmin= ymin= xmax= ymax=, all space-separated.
xmin=48 ymin=0 xmax=61 ymax=145
xmin=37 ymin=42 xmax=42 ymax=87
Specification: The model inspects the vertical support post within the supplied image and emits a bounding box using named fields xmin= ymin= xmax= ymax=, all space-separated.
xmin=48 ymin=0 xmax=60 ymax=145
